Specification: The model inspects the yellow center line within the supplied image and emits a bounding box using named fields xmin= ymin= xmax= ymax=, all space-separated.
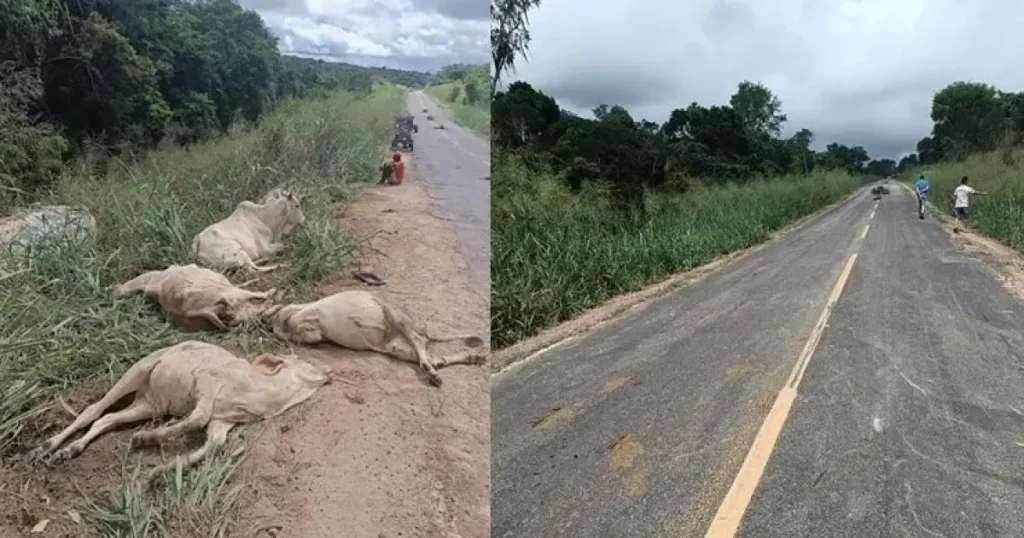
xmin=860 ymin=224 xmax=870 ymax=239
xmin=705 ymin=244 xmax=864 ymax=536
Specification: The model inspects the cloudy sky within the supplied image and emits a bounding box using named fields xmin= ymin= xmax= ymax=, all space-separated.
xmin=238 ymin=0 xmax=489 ymax=73
xmin=509 ymin=0 xmax=1024 ymax=160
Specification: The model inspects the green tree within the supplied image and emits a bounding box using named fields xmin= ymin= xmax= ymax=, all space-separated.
xmin=490 ymin=0 xmax=542 ymax=96
xmin=729 ymin=81 xmax=787 ymax=138
xmin=491 ymin=81 xmax=560 ymax=148
xmin=930 ymin=81 xmax=1003 ymax=160
xmin=464 ymin=80 xmax=481 ymax=104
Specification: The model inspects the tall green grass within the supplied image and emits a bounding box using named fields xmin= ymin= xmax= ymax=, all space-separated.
xmin=0 ymin=84 xmax=403 ymax=536
xmin=903 ymin=149 xmax=1024 ymax=250
xmin=491 ymin=154 xmax=862 ymax=348
xmin=427 ymin=82 xmax=490 ymax=136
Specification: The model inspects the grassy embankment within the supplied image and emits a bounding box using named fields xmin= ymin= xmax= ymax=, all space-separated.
xmin=491 ymin=155 xmax=864 ymax=349
xmin=0 ymin=84 xmax=404 ymax=536
xmin=426 ymin=66 xmax=489 ymax=136
xmin=901 ymin=150 xmax=1024 ymax=250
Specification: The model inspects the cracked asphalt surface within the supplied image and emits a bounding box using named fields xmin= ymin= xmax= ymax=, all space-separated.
xmin=404 ymin=90 xmax=489 ymax=292
xmin=491 ymin=185 xmax=1024 ymax=537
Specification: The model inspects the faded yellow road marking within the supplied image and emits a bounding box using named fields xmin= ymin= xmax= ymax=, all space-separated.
xmin=705 ymin=252 xmax=860 ymax=537
xmin=860 ymin=224 xmax=870 ymax=239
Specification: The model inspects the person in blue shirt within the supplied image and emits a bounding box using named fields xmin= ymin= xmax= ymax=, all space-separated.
xmin=914 ymin=174 xmax=930 ymax=219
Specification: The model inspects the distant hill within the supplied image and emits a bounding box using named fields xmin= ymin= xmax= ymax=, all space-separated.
xmin=431 ymin=64 xmax=489 ymax=88
xmin=281 ymin=54 xmax=433 ymax=88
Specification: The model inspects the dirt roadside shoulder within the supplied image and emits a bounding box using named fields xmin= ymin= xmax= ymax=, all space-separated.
xmin=901 ymin=180 xmax=1024 ymax=306
xmin=236 ymin=155 xmax=490 ymax=538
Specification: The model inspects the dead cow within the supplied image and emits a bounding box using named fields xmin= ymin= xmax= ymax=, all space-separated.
xmin=192 ymin=188 xmax=305 ymax=273
xmin=28 ymin=341 xmax=330 ymax=478
xmin=262 ymin=290 xmax=486 ymax=387
xmin=109 ymin=264 xmax=276 ymax=330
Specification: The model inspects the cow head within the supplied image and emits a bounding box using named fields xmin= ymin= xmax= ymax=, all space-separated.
xmin=215 ymin=288 xmax=278 ymax=326
xmin=270 ymin=190 xmax=305 ymax=236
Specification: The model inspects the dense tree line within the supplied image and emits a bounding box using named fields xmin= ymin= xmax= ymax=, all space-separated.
xmin=1 ymin=0 xmax=427 ymax=201
xmin=896 ymin=81 xmax=1024 ymax=172
xmin=431 ymin=63 xmax=488 ymax=106
xmin=493 ymin=80 xmax=884 ymax=203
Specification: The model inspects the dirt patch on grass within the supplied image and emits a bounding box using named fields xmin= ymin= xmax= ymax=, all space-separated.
xmin=490 ymin=189 xmax=866 ymax=374
xmin=235 ymin=155 xmax=490 ymax=538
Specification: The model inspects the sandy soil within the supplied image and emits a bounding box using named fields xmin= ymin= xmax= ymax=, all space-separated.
xmin=236 ymin=156 xmax=490 ymax=538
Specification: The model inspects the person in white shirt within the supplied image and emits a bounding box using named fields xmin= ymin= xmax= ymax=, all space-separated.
xmin=953 ymin=175 xmax=986 ymax=220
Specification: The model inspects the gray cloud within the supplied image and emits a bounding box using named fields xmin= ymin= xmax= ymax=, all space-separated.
xmin=510 ymin=0 xmax=1024 ymax=159
xmin=237 ymin=0 xmax=488 ymax=72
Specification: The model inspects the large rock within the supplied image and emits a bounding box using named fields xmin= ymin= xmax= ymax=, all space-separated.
xmin=0 ymin=205 xmax=97 ymax=250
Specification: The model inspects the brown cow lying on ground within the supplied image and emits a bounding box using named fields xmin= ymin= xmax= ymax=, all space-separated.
xmin=28 ymin=341 xmax=330 ymax=480
xmin=192 ymin=188 xmax=305 ymax=273
xmin=109 ymin=264 xmax=275 ymax=330
xmin=261 ymin=290 xmax=486 ymax=387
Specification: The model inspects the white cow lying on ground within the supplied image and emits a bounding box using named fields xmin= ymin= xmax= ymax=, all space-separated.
xmin=109 ymin=264 xmax=275 ymax=330
xmin=29 ymin=341 xmax=330 ymax=479
xmin=192 ymin=188 xmax=305 ymax=273
xmin=262 ymin=290 xmax=486 ymax=387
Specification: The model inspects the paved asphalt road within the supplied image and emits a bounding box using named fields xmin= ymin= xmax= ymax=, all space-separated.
xmin=491 ymin=185 xmax=1024 ymax=537
xmin=404 ymin=90 xmax=490 ymax=290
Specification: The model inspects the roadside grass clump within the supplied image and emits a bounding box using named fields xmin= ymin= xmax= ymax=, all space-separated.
xmin=83 ymin=435 xmax=248 ymax=538
xmin=902 ymin=149 xmax=1024 ymax=250
xmin=491 ymin=154 xmax=862 ymax=348
xmin=0 ymin=85 xmax=403 ymax=535
xmin=427 ymin=82 xmax=490 ymax=136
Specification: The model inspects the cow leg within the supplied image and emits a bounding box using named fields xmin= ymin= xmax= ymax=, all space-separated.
xmin=432 ymin=350 xmax=488 ymax=368
xmin=371 ymin=336 xmax=442 ymax=387
xmin=147 ymin=419 xmax=234 ymax=483
xmin=131 ymin=396 xmax=213 ymax=447
xmin=375 ymin=303 xmax=443 ymax=386
xmin=239 ymin=287 xmax=275 ymax=301
xmin=47 ymin=400 xmax=155 ymax=464
xmin=30 ymin=357 xmax=157 ymax=461
xmin=230 ymin=250 xmax=279 ymax=273
xmin=195 ymin=307 xmax=231 ymax=331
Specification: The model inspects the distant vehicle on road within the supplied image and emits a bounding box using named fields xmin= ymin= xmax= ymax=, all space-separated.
xmin=396 ymin=114 xmax=418 ymax=133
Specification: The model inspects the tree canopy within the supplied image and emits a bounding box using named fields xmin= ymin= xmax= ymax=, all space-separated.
xmin=896 ymin=80 xmax=1024 ymax=173
xmin=492 ymin=79 xmax=881 ymax=204
xmin=1 ymin=0 xmax=428 ymax=202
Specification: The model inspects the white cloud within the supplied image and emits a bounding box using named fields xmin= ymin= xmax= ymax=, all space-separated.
xmin=510 ymin=0 xmax=1024 ymax=158
xmin=240 ymin=0 xmax=488 ymax=71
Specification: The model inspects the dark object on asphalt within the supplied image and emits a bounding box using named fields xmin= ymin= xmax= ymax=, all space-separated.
xmin=426 ymin=114 xmax=434 ymax=120
xmin=396 ymin=114 xmax=417 ymax=133
xmin=391 ymin=130 xmax=414 ymax=152
xmin=354 ymin=270 xmax=385 ymax=286
xmin=422 ymin=108 xmax=428 ymax=113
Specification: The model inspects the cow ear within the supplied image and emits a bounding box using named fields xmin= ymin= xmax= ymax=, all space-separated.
xmin=253 ymin=354 xmax=285 ymax=376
